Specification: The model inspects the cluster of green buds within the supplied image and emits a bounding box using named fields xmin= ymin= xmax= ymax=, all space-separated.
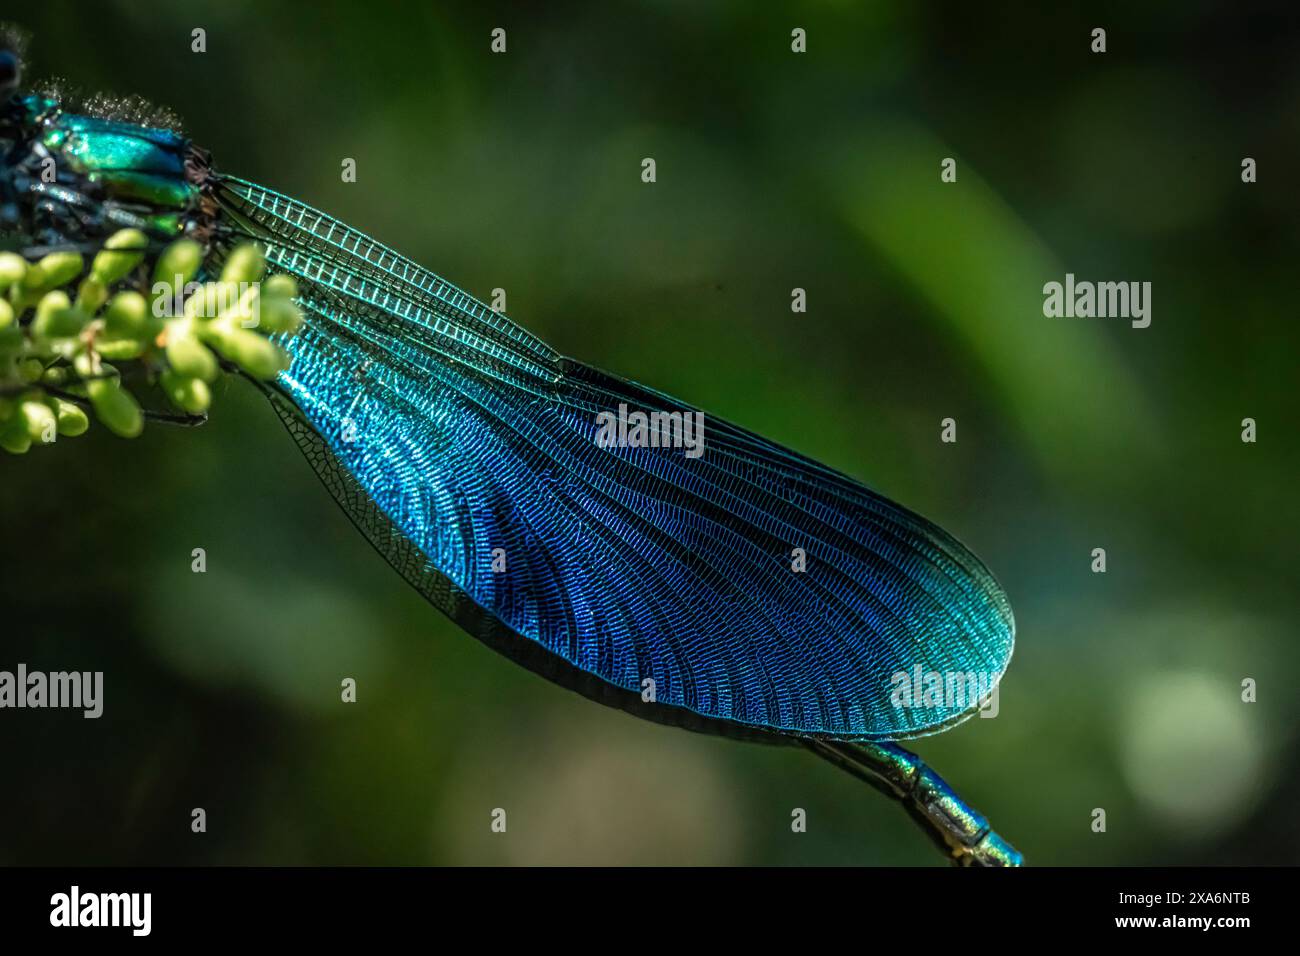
xmin=0 ymin=231 xmax=303 ymax=454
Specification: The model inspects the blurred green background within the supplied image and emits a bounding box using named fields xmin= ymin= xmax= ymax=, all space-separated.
xmin=3 ymin=1 xmax=1298 ymax=865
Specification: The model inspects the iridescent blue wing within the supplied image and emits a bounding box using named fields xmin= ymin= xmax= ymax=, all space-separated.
xmin=216 ymin=177 xmax=1015 ymax=742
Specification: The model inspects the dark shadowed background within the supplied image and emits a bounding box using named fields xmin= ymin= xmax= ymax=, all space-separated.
xmin=2 ymin=1 xmax=1297 ymax=865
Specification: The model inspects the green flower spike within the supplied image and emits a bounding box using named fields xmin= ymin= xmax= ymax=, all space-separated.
xmin=0 ymin=232 xmax=303 ymax=453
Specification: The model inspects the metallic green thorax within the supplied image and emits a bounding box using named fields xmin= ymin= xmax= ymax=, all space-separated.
xmin=1 ymin=94 xmax=206 ymax=245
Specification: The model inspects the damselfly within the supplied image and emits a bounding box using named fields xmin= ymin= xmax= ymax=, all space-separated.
xmin=0 ymin=37 xmax=1020 ymax=866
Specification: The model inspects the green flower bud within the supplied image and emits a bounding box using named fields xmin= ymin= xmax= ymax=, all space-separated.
xmin=98 ymin=339 xmax=147 ymax=360
xmin=262 ymin=273 xmax=298 ymax=300
xmin=0 ymin=252 xmax=27 ymax=289
xmin=21 ymin=399 xmax=58 ymax=445
xmin=42 ymin=365 xmax=68 ymax=386
xmin=161 ymin=370 xmax=212 ymax=414
xmin=0 ymin=424 xmax=32 ymax=454
xmin=75 ymin=274 xmax=109 ymax=315
xmin=34 ymin=288 xmax=68 ymax=321
xmin=152 ymin=238 xmax=204 ymax=289
xmin=18 ymin=358 xmax=45 ymax=383
xmin=33 ymin=291 xmax=88 ymax=339
xmin=258 ymin=295 xmax=303 ymax=334
xmin=91 ymin=229 xmax=148 ymax=285
xmin=166 ymin=330 xmax=219 ymax=382
xmin=55 ymin=399 xmax=89 ymax=437
xmin=0 ymin=297 xmax=14 ymax=330
xmin=222 ymin=284 xmax=260 ymax=329
xmin=210 ymin=326 xmax=287 ymax=379
xmin=220 ymin=243 xmax=266 ymax=285
xmin=104 ymin=291 xmax=153 ymax=339
xmin=17 ymin=260 xmax=47 ymax=298
xmin=37 ymin=251 xmax=84 ymax=290
xmin=74 ymin=352 xmax=115 ymax=381
xmin=183 ymin=282 xmax=227 ymax=321
xmin=87 ymin=378 xmax=143 ymax=438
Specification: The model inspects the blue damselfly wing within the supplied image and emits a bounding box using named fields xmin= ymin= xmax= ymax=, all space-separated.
xmin=214 ymin=176 xmax=1015 ymax=743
